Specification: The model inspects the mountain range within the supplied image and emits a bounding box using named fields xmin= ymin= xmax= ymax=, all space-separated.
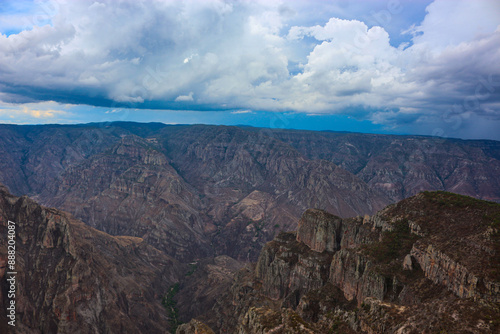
xmin=1 ymin=185 xmax=499 ymax=333
xmin=0 ymin=122 xmax=499 ymax=333
xmin=1 ymin=122 xmax=499 ymax=262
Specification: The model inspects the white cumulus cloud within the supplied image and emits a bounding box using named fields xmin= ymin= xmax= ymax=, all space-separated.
xmin=0 ymin=0 xmax=499 ymax=138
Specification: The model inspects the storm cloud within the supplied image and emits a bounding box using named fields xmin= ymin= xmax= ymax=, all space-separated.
xmin=1 ymin=0 xmax=499 ymax=139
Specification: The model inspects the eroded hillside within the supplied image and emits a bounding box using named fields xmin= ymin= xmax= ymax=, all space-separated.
xmin=1 ymin=123 xmax=499 ymax=263
xmin=180 ymin=192 xmax=500 ymax=333
xmin=0 ymin=184 xmax=184 ymax=334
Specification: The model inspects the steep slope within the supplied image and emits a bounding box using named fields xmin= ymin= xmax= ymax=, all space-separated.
xmin=16 ymin=124 xmax=388 ymax=262
xmin=175 ymin=255 xmax=245 ymax=327
xmin=39 ymin=134 xmax=213 ymax=262
xmin=158 ymin=125 xmax=389 ymax=259
xmin=262 ymin=129 xmax=500 ymax=202
xmin=0 ymin=184 xmax=184 ymax=334
xmin=0 ymin=124 xmax=130 ymax=197
xmin=1 ymin=122 xmax=500 ymax=263
xmin=160 ymin=125 xmax=388 ymax=216
xmin=185 ymin=192 xmax=500 ymax=333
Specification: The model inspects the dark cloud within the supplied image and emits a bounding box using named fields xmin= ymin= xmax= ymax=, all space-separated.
xmin=0 ymin=0 xmax=499 ymax=139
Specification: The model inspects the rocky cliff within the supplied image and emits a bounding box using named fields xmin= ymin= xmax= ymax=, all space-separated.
xmin=39 ymin=134 xmax=213 ymax=262
xmin=0 ymin=123 xmax=391 ymax=262
xmin=182 ymin=191 xmax=500 ymax=333
xmin=0 ymin=184 xmax=184 ymax=334
xmin=2 ymin=123 xmax=499 ymax=263
xmin=157 ymin=125 xmax=389 ymax=261
xmin=2 ymin=122 xmax=500 ymax=333
xmin=257 ymin=128 xmax=500 ymax=203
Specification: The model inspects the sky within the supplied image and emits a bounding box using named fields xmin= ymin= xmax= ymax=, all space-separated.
xmin=0 ymin=0 xmax=499 ymax=140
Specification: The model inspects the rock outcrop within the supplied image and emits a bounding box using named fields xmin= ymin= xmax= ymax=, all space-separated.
xmin=329 ymin=249 xmax=387 ymax=305
xmin=39 ymin=134 xmax=213 ymax=262
xmin=5 ymin=122 xmax=500 ymax=263
xmin=410 ymin=241 xmax=500 ymax=303
xmin=175 ymin=255 xmax=245 ymax=325
xmin=0 ymin=123 xmax=393 ymax=262
xmin=255 ymin=232 xmax=332 ymax=303
xmin=3 ymin=179 xmax=498 ymax=333
xmin=0 ymin=184 xmax=184 ymax=334
xmin=186 ymin=191 xmax=500 ymax=333
xmin=265 ymin=128 xmax=500 ymax=203
xmin=176 ymin=319 xmax=215 ymax=334
xmin=2 ymin=122 xmax=500 ymax=333
xmin=237 ymin=307 xmax=318 ymax=334
xmin=296 ymin=209 xmax=342 ymax=252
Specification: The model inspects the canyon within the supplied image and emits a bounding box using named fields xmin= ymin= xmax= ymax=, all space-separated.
xmin=181 ymin=191 xmax=500 ymax=333
xmin=0 ymin=122 xmax=499 ymax=333
xmin=1 ymin=123 xmax=499 ymax=262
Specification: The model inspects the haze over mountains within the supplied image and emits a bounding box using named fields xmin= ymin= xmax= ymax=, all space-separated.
xmin=1 ymin=122 xmax=499 ymax=263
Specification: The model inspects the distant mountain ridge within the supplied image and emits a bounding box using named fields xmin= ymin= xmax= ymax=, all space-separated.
xmin=0 ymin=122 xmax=499 ymax=262
xmin=245 ymin=127 xmax=500 ymax=202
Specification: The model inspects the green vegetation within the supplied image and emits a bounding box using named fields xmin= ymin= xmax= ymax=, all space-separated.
xmin=254 ymin=221 xmax=264 ymax=232
xmin=324 ymin=313 xmax=349 ymax=334
xmin=422 ymin=191 xmax=499 ymax=208
xmin=328 ymin=319 xmax=342 ymax=333
xmin=484 ymin=212 xmax=500 ymax=278
xmin=258 ymin=309 xmax=282 ymax=330
xmin=484 ymin=308 xmax=500 ymax=330
xmin=485 ymin=212 xmax=500 ymax=230
xmin=363 ymin=219 xmax=419 ymax=264
xmin=185 ymin=263 xmax=197 ymax=277
xmin=422 ymin=191 xmax=500 ymax=280
xmin=162 ymin=283 xmax=182 ymax=333
xmin=288 ymin=311 xmax=311 ymax=330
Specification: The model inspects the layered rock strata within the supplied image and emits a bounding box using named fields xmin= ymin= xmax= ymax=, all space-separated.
xmin=0 ymin=184 xmax=183 ymax=334
xmin=184 ymin=192 xmax=500 ymax=333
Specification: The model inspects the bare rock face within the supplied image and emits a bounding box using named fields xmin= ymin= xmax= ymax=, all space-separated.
xmin=329 ymin=249 xmax=386 ymax=305
xmin=237 ymin=307 xmax=318 ymax=334
xmin=2 ymin=123 xmax=500 ymax=264
xmin=161 ymin=125 xmax=389 ymax=260
xmin=175 ymin=255 xmax=245 ymax=325
xmin=255 ymin=232 xmax=332 ymax=304
xmin=402 ymin=254 xmax=413 ymax=270
xmin=2 ymin=122 xmax=500 ymax=332
xmin=296 ymin=209 xmax=342 ymax=252
xmin=295 ymin=209 xmax=389 ymax=306
xmin=0 ymin=123 xmax=393 ymax=262
xmin=40 ymin=135 xmax=213 ymax=262
xmin=190 ymin=191 xmax=500 ymax=333
xmin=176 ymin=319 xmax=215 ymax=334
xmin=265 ymin=129 xmax=500 ymax=203
xmin=237 ymin=307 xmax=282 ymax=334
xmin=410 ymin=241 xmax=500 ymax=303
xmin=0 ymin=185 xmax=183 ymax=334
xmin=383 ymin=192 xmax=500 ymax=304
